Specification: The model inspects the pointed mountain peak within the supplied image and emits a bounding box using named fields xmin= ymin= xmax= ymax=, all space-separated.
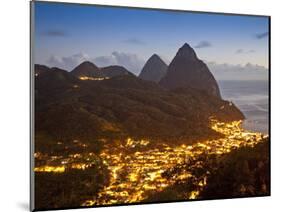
xmin=148 ymin=54 xmax=164 ymax=63
xmin=150 ymin=53 xmax=161 ymax=59
xmin=159 ymin=43 xmax=221 ymax=98
xmin=138 ymin=54 xmax=167 ymax=83
xmin=176 ymin=43 xmax=197 ymax=60
xmin=182 ymin=43 xmax=192 ymax=49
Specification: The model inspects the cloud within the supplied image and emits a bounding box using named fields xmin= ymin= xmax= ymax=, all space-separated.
xmin=94 ymin=52 xmax=145 ymax=73
xmin=46 ymin=52 xmax=145 ymax=74
xmin=255 ymin=31 xmax=269 ymax=39
xmin=123 ymin=38 xmax=145 ymax=45
xmin=236 ymin=49 xmax=244 ymax=54
xmin=194 ymin=41 xmax=212 ymax=49
xmin=235 ymin=49 xmax=256 ymax=54
xmin=206 ymin=61 xmax=268 ymax=81
xmin=41 ymin=30 xmax=68 ymax=37
xmin=93 ymin=55 xmax=115 ymax=67
xmin=46 ymin=53 xmax=90 ymax=70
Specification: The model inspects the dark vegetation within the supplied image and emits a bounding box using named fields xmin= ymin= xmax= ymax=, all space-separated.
xmin=145 ymin=139 xmax=270 ymax=202
xmin=35 ymin=64 xmax=244 ymax=149
xmin=35 ymin=163 xmax=110 ymax=210
xmin=200 ymin=139 xmax=270 ymax=198
xmin=34 ymin=132 xmax=103 ymax=157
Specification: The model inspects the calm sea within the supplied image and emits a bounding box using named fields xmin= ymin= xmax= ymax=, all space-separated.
xmin=218 ymin=80 xmax=269 ymax=134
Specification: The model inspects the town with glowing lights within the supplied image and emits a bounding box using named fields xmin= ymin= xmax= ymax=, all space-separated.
xmin=34 ymin=118 xmax=269 ymax=207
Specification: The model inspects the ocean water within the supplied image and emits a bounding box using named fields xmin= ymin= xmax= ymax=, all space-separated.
xmin=218 ymin=80 xmax=269 ymax=134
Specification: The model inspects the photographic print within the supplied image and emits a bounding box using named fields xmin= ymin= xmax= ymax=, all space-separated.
xmin=31 ymin=1 xmax=270 ymax=211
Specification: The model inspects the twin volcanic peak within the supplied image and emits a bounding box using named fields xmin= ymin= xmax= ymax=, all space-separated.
xmin=138 ymin=54 xmax=168 ymax=83
xmin=39 ymin=43 xmax=221 ymax=98
xmin=159 ymin=43 xmax=221 ymax=98
xmin=34 ymin=46 xmax=244 ymax=141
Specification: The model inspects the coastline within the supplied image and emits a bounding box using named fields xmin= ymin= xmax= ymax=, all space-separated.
xmin=242 ymin=119 xmax=268 ymax=135
xmin=218 ymin=80 xmax=269 ymax=135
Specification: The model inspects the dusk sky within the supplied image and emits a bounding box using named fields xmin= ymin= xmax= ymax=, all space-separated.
xmin=34 ymin=2 xmax=269 ymax=80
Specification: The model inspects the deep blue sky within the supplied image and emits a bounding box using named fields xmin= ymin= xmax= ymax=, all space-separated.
xmin=34 ymin=1 xmax=269 ymax=75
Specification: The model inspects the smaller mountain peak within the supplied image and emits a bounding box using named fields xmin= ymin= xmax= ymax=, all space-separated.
xmin=151 ymin=53 xmax=160 ymax=59
xmin=71 ymin=60 xmax=102 ymax=77
xmin=72 ymin=61 xmax=99 ymax=71
xmin=176 ymin=43 xmax=197 ymax=60
xmin=79 ymin=61 xmax=96 ymax=66
xmin=148 ymin=54 xmax=165 ymax=63
xmin=139 ymin=54 xmax=167 ymax=83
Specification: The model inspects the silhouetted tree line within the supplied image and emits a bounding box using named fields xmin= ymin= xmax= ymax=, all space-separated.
xmin=199 ymin=140 xmax=269 ymax=198
xmin=35 ymin=162 xmax=110 ymax=210
xmin=145 ymin=139 xmax=269 ymax=202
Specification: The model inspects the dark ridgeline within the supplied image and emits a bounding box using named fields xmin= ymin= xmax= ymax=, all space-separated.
xmin=71 ymin=61 xmax=105 ymax=78
xmin=139 ymin=54 xmax=167 ymax=82
xmin=71 ymin=61 xmax=134 ymax=78
xmin=34 ymin=45 xmax=244 ymax=143
xmin=159 ymin=43 xmax=221 ymax=98
xmin=35 ymin=64 xmax=79 ymax=92
xmin=34 ymin=64 xmax=51 ymax=75
xmin=101 ymin=65 xmax=135 ymax=78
